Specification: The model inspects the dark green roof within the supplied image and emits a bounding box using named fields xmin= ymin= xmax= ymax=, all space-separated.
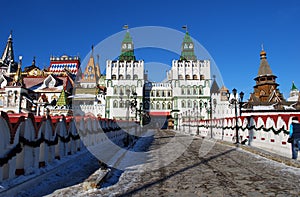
xmin=291 ymin=81 xmax=298 ymax=91
xmin=180 ymin=32 xmax=197 ymax=61
xmin=122 ymin=32 xmax=132 ymax=43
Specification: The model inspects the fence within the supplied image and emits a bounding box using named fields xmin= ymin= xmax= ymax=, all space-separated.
xmin=181 ymin=113 xmax=299 ymax=157
xmin=0 ymin=111 xmax=129 ymax=183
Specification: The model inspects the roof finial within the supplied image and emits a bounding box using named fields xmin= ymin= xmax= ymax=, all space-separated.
xmin=260 ymin=44 xmax=267 ymax=59
xmin=123 ymin=24 xmax=129 ymax=32
xmin=9 ymin=30 xmax=12 ymax=39
xmin=182 ymin=25 xmax=188 ymax=33
xmin=91 ymin=45 xmax=94 ymax=56
xmin=32 ymin=56 xmax=36 ymax=65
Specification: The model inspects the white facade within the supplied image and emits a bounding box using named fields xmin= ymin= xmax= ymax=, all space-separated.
xmin=105 ymin=60 xmax=144 ymax=120
xmin=169 ymin=60 xmax=211 ymax=120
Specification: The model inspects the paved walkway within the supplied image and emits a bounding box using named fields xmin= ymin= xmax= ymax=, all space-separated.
xmin=96 ymin=130 xmax=300 ymax=197
xmin=17 ymin=129 xmax=300 ymax=196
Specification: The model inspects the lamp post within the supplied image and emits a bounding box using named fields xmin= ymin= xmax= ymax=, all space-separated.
xmin=227 ymin=88 xmax=244 ymax=145
xmin=188 ymin=109 xmax=191 ymax=134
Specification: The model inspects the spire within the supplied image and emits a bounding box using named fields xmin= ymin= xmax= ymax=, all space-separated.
xmin=180 ymin=27 xmax=196 ymax=61
xmin=91 ymin=45 xmax=94 ymax=57
xmin=119 ymin=25 xmax=135 ymax=61
xmin=257 ymin=47 xmax=273 ymax=77
xmin=32 ymin=56 xmax=36 ymax=66
xmin=291 ymin=81 xmax=298 ymax=91
xmin=96 ymin=54 xmax=101 ymax=77
xmin=13 ymin=56 xmax=23 ymax=86
xmin=210 ymin=76 xmax=220 ymax=94
xmin=1 ymin=31 xmax=15 ymax=66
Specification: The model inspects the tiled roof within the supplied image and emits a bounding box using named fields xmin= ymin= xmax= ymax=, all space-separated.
xmin=23 ymin=76 xmax=45 ymax=89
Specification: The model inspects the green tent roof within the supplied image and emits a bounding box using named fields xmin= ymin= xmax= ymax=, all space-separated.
xmin=57 ymin=89 xmax=69 ymax=106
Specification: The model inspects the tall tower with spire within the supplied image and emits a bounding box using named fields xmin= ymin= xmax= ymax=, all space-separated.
xmin=248 ymin=48 xmax=285 ymax=106
xmin=0 ymin=31 xmax=17 ymax=74
xmin=105 ymin=25 xmax=144 ymax=119
xmin=166 ymin=27 xmax=211 ymax=119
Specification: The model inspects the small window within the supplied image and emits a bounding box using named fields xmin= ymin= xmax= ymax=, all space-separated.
xmin=113 ymin=100 xmax=118 ymax=108
xmin=193 ymin=75 xmax=198 ymax=80
xmin=126 ymin=74 xmax=131 ymax=80
xmin=178 ymin=75 xmax=183 ymax=80
xmin=185 ymin=75 xmax=190 ymax=80
xmin=119 ymin=100 xmax=124 ymax=108
xmin=119 ymin=75 xmax=124 ymax=79
xmin=182 ymin=100 xmax=186 ymax=108
xmin=112 ymin=75 xmax=116 ymax=80
xmin=168 ymin=102 xmax=172 ymax=109
xmin=156 ymin=102 xmax=160 ymax=110
xmin=133 ymin=74 xmax=138 ymax=80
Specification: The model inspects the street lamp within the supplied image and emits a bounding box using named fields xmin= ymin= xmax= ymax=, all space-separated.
xmin=188 ymin=109 xmax=191 ymax=134
xmin=227 ymin=88 xmax=244 ymax=145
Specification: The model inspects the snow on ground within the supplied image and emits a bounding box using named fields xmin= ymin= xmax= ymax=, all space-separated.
xmin=3 ymin=129 xmax=300 ymax=197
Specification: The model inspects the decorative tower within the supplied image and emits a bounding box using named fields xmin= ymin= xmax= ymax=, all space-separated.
xmin=0 ymin=31 xmax=17 ymax=74
xmin=248 ymin=48 xmax=285 ymax=105
xmin=180 ymin=31 xmax=197 ymax=61
xmin=119 ymin=27 xmax=136 ymax=61
xmin=105 ymin=25 xmax=144 ymax=119
xmin=80 ymin=46 xmax=101 ymax=88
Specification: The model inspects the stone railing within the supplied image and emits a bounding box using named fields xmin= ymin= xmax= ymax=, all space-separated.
xmin=0 ymin=111 xmax=134 ymax=183
xmin=181 ymin=113 xmax=300 ymax=158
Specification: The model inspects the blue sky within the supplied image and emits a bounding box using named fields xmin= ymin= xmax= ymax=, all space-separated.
xmin=1 ymin=0 xmax=300 ymax=99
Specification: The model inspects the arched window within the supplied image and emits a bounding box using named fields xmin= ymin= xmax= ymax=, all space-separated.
xmin=193 ymin=101 xmax=197 ymax=108
xmin=168 ymin=102 xmax=172 ymax=109
xmin=200 ymin=75 xmax=205 ymax=80
xmin=112 ymin=75 xmax=116 ymax=80
xmin=168 ymin=91 xmax=172 ymax=97
xmin=178 ymin=75 xmax=183 ymax=80
xmin=185 ymin=75 xmax=190 ymax=80
xmin=156 ymin=102 xmax=160 ymax=110
xmin=119 ymin=100 xmax=124 ymax=108
xmin=151 ymin=102 xmax=154 ymax=109
xmin=113 ymin=100 xmax=118 ymax=108
xmin=113 ymin=86 xmax=118 ymax=94
xmin=126 ymin=74 xmax=131 ymax=80
xmin=156 ymin=91 xmax=160 ymax=97
xmin=193 ymin=75 xmax=198 ymax=80
xmin=182 ymin=100 xmax=186 ymax=108
xmin=162 ymin=91 xmax=165 ymax=97
xmin=131 ymin=85 xmax=136 ymax=93
xmin=193 ymin=86 xmax=197 ymax=95
xmin=188 ymin=100 xmax=191 ymax=108
xmin=133 ymin=74 xmax=138 ymax=80
xmin=181 ymin=86 xmax=185 ymax=95
xmin=151 ymin=91 xmax=154 ymax=97
xmin=119 ymin=75 xmax=124 ymax=79
xmin=187 ymin=86 xmax=191 ymax=95
xmin=162 ymin=103 xmax=166 ymax=109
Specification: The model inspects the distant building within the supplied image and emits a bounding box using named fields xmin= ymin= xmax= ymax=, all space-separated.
xmin=287 ymin=82 xmax=299 ymax=102
xmin=73 ymin=47 xmax=106 ymax=117
xmin=49 ymin=54 xmax=81 ymax=81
